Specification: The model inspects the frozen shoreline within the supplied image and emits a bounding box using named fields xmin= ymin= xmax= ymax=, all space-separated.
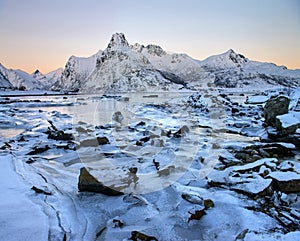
xmin=0 ymin=155 xmax=48 ymax=241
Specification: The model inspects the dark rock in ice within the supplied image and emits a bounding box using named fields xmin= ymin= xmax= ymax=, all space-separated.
xmin=140 ymin=136 xmax=150 ymax=143
xmin=46 ymin=120 xmax=73 ymax=141
xmin=235 ymin=229 xmax=249 ymax=240
xmin=268 ymin=171 xmax=300 ymax=193
xmin=112 ymin=111 xmax=124 ymax=123
xmin=78 ymin=167 xmax=123 ymax=196
xmin=234 ymin=142 xmax=295 ymax=162
xmin=16 ymin=135 xmax=26 ymax=142
xmin=136 ymin=121 xmax=146 ymax=126
xmin=130 ymin=231 xmax=158 ymax=241
xmin=0 ymin=142 xmax=12 ymax=150
xmin=97 ymin=136 xmax=110 ymax=145
xmin=27 ymin=145 xmax=50 ymax=155
xmin=188 ymin=207 xmax=206 ymax=223
xmin=136 ymin=136 xmax=150 ymax=146
xmin=263 ymin=95 xmax=290 ymax=126
xmin=153 ymin=159 xmax=160 ymax=170
xmin=26 ymin=158 xmax=36 ymax=164
xmin=79 ymin=136 xmax=109 ymax=147
xmin=173 ymin=125 xmax=189 ymax=138
xmin=219 ymin=155 xmax=242 ymax=168
xmin=204 ymin=199 xmax=214 ymax=209
xmin=231 ymin=107 xmax=239 ymax=114
xmin=31 ymin=186 xmax=52 ymax=195
xmin=157 ymin=165 xmax=175 ymax=176
xmin=75 ymin=126 xmax=93 ymax=133
xmin=181 ymin=192 xmax=203 ymax=205
xmin=112 ymin=219 xmax=124 ymax=228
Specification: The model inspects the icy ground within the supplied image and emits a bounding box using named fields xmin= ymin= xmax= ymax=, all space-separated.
xmin=0 ymin=89 xmax=299 ymax=241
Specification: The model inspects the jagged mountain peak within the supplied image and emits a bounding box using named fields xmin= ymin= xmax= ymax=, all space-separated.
xmin=131 ymin=43 xmax=166 ymax=57
xmin=32 ymin=69 xmax=42 ymax=75
xmin=202 ymin=48 xmax=248 ymax=68
xmin=106 ymin=32 xmax=129 ymax=52
xmin=223 ymin=49 xmax=248 ymax=65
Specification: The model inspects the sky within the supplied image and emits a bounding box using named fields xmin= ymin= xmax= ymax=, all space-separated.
xmin=0 ymin=0 xmax=299 ymax=74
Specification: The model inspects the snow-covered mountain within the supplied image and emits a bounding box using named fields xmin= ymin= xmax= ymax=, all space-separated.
xmin=200 ymin=49 xmax=300 ymax=88
xmin=0 ymin=63 xmax=40 ymax=90
xmin=55 ymin=33 xmax=300 ymax=93
xmin=83 ymin=33 xmax=188 ymax=93
xmin=0 ymin=63 xmax=61 ymax=90
xmin=2 ymin=33 xmax=299 ymax=92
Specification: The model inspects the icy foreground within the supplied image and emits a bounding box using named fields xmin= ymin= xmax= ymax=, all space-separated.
xmin=0 ymin=88 xmax=300 ymax=241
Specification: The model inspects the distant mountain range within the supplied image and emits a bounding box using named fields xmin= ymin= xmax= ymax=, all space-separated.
xmin=1 ymin=33 xmax=299 ymax=92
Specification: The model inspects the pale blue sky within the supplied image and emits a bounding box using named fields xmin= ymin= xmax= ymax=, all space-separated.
xmin=0 ymin=0 xmax=299 ymax=73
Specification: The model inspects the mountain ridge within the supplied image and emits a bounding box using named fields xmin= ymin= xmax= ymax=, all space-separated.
xmin=1 ymin=33 xmax=299 ymax=92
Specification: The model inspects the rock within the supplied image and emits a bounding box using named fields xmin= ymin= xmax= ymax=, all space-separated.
xmin=79 ymin=136 xmax=109 ymax=147
xmin=27 ymin=145 xmax=50 ymax=155
xmin=181 ymin=192 xmax=203 ymax=205
xmin=97 ymin=136 xmax=110 ymax=145
xmin=186 ymin=93 xmax=207 ymax=111
xmin=235 ymin=229 xmax=249 ymax=240
xmin=173 ymin=125 xmax=189 ymax=138
xmin=25 ymin=158 xmax=36 ymax=164
xmin=204 ymin=199 xmax=214 ymax=209
xmin=188 ymin=207 xmax=206 ymax=223
xmin=46 ymin=120 xmax=73 ymax=141
xmin=112 ymin=219 xmax=124 ymax=228
xmin=233 ymin=158 xmax=278 ymax=174
xmin=231 ymin=177 xmax=273 ymax=198
xmin=78 ymin=167 xmax=123 ymax=196
xmin=268 ymin=171 xmax=300 ymax=193
xmin=275 ymin=112 xmax=300 ymax=134
xmin=263 ymin=95 xmax=290 ymax=126
xmin=130 ymin=231 xmax=158 ymax=241
xmin=31 ymin=186 xmax=52 ymax=195
xmin=112 ymin=111 xmax=124 ymax=123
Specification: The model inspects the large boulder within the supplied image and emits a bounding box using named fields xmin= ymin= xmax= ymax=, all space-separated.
xmin=263 ymin=96 xmax=290 ymax=126
xmin=78 ymin=167 xmax=123 ymax=196
xmin=275 ymin=112 xmax=300 ymax=135
xmin=269 ymin=171 xmax=300 ymax=193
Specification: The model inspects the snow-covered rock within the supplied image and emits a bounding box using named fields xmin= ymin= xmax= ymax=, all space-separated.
xmin=276 ymin=111 xmax=300 ymax=134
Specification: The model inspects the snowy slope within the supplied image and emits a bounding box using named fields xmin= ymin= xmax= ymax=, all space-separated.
xmin=132 ymin=43 xmax=210 ymax=87
xmin=0 ymin=64 xmax=13 ymax=89
xmin=45 ymin=68 xmax=63 ymax=89
xmin=52 ymin=51 xmax=102 ymax=92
